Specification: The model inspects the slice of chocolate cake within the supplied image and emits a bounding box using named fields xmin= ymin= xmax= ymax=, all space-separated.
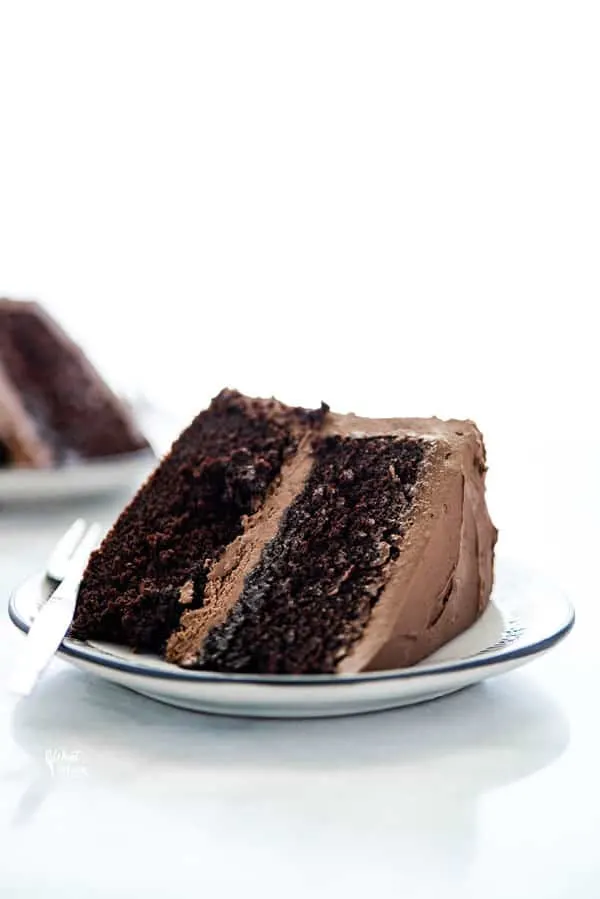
xmin=73 ymin=390 xmax=497 ymax=674
xmin=0 ymin=298 xmax=149 ymax=468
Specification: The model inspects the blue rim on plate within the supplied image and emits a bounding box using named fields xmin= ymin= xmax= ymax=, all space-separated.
xmin=7 ymin=570 xmax=575 ymax=687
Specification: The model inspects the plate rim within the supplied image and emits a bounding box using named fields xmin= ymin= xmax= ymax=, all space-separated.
xmin=0 ymin=447 xmax=156 ymax=504
xmin=7 ymin=567 xmax=575 ymax=688
xmin=0 ymin=446 xmax=156 ymax=482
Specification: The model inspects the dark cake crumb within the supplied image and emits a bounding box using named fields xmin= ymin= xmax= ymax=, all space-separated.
xmin=71 ymin=391 xmax=328 ymax=652
xmin=197 ymin=434 xmax=428 ymax=674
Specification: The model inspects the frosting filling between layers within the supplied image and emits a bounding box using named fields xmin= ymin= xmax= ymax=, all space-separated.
xmin=0 ymin=360 xmax=53 ymax=468
xmin=166 ymin=432 xmax=318 ymax=666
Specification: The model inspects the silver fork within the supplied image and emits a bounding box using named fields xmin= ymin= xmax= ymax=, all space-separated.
xmin=10 ymin=520 xmax=103 ymax=697
xmin=46 ymin=518 xmax=89 ymax=584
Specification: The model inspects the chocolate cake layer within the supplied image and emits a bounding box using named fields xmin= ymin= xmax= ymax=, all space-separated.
xmin=0 ymin=299 xmax=149 ymax=467
xmin=71 ymin=390 xmax=329 ymax=653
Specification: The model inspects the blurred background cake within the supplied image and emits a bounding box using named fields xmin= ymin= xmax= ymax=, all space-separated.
xmin=0 ymin=299 xmax=150 ymax=469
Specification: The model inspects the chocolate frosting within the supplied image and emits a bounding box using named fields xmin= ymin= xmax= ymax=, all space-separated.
xmin=167 ymin=407 xmax=496 ymax=672
xmin=329 ymin=415 xmax=496 ymax=672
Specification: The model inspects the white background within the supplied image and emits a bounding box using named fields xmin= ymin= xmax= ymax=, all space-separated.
xmin=1 ymin=2 xmax=599 ymax=898
xmin=1 ymin=1 xmax=598 ymax=431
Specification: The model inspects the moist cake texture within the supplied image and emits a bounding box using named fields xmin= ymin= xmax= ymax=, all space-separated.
xmin=71 ymin=391 xmax=329 ymax=652
xmin=72 ymin=390 xmax=497 ymax=674
xmin=0 ymin=298 xmax=149 ymax=468
xmin=195 ymin=435 xmax=426 ymax=673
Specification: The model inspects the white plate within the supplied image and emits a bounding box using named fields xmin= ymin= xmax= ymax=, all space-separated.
xmin=8 ymin=558 xmax=573 ymax=718
xmin=0 ymin=449 xmax=156 ymax=504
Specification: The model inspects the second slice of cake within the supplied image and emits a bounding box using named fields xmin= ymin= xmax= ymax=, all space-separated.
xmin=71 ymin=390 xmax=497 ymax=674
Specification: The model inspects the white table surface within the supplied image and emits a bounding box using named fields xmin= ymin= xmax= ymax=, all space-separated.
xmin=0 ymin=434 xmax=598 ymax=899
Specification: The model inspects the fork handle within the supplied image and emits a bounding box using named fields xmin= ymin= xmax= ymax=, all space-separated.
xmin=9 ymin=585 xmax=78 ymax=696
